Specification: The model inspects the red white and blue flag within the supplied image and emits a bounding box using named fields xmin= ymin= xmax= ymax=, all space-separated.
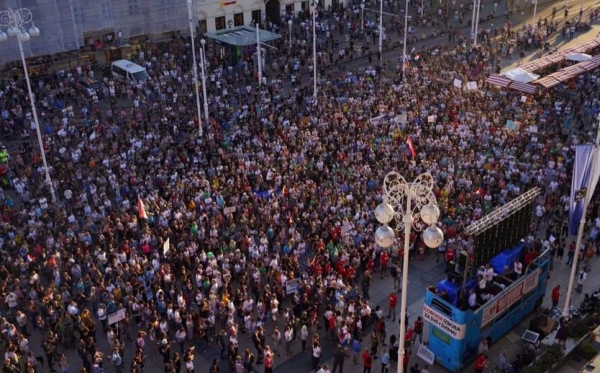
xmin=406 ymin=136 xmax=416 ymax=158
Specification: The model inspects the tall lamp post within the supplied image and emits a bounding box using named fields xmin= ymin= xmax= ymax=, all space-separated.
xmin=401 ymin=0 xmax=409 ymax=80
xmin=378 ymin=0 xmax=384 ymax=55
xmin=186 ymin=0 xmax=203 ymax=137
xmin=312 ymin=0 xmax=318 ymax=98
xmin=374 ymin=172 xmax=444 ymax=373
xmin=288 ymin=19 xmax=293 ymax=48
xmin=199 ymin=39 xmax=210 ymax=130
xmin=0 ymin=8 xmax=56 ymax=203
xmin=360 ymin=3 xmax=365 ymax=31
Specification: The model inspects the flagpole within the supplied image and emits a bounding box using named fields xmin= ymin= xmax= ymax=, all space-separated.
xmin=563 ymin=114 xmax=600 ymax=316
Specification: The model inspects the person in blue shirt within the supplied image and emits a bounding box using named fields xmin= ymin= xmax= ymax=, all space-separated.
xmin=352 ymin=338 xmax=362 ymax=365
xmin=381 ymin=347 xmax=390 ymax=373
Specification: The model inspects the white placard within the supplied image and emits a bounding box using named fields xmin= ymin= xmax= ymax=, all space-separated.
xmin=417 ymin=344 xmax=435 ymax=365
xmin=521 ymin=96 xmax=527 ymax=103
xmin=108 ymin=308 xmax=126 ymax=325
xmin=285 ymin=278 xmax=300 ymax=294
xmin=428 ymin=115 xmax=436 ymax=123
xmin=453 ymin=79 xmax=463 ymax=88
xmin=467 ymin=81 xmax=478 ymax=90
xmin=223 ymin=206 xmax=236 ymax=215
xmin=422 ymin=304 xmax=467 ymax=339
xmin=527 ymin=126 xmax=538 ymax=133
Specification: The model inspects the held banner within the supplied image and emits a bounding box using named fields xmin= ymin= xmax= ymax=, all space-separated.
xmin=285 ymin=278 xmax=300 ymax=294
xmin=108 ymin=308 xmax=127 ymax=325
xmin=417 ymin=344 xmax=435 ymax=365
xmin=481 ymin=268 xmax=540 ymax=327
xmin=422 ymin=304 xmax=467 ymax=340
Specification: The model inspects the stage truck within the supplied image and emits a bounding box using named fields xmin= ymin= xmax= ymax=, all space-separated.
xmin=421 ymin=188 xmax=548 ymax=371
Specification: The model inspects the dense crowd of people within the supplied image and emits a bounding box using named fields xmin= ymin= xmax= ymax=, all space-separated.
xmin=0 ymin=1 xmax=599 ymax=373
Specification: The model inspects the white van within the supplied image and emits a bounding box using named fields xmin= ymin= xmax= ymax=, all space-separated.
xmin=111 ymin=59 xmax=150 ymax=83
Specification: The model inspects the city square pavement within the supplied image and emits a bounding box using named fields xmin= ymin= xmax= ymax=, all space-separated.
xmin=11 ymin=1 xmax=600 ymax=373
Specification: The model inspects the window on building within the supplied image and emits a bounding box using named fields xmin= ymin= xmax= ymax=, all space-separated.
xmin=234 ymin=13 xmax=244 ymax=26
xmin=100 ymin=1 xmax=112 ymax=19
xmin=286 ymin=4 xmax=294 ymax=14
xmin=198 ymin=19 xmax=207 ymax=33
xmin=128 ymin=0 xmax=140 ymax=15
xmin=301 ymin=1 xmax=309 ymax=10
xmin=251 ymin=10 xmax=261 ymax=26
xmin=215 ymin=16 xmax=226 ymax=30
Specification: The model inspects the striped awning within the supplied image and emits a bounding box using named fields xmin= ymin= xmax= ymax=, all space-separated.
xmin=509 ymin=81 xmax=537 ymax=94
xmin=535 ymin=76 xmax=562 ymax=88
xmin=533 ymin=55 xmax=600 ymax=88
xmin=486 ymin=75 xmax=512 ymax=87
xmin=518 ymin=36 xmax=600 ymax=73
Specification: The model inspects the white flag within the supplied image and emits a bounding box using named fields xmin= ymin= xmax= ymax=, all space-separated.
xmin=163 ymin=238 xmax=170 ymax=255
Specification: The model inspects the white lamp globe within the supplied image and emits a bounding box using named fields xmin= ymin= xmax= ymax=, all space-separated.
xmin=375 ymin=225 xmax=395 ymax=248
xmin=423 ymin=225 xmax=444 ymax=249
xmin=0 ymin=31 xmax=7 ymax=43
xmin=375 ymin=202 xmax=394 ymax=224
xmin=18 ymin=31 xmax=30 ymax=42
xmin=420 ymin=203 xmax=440 ymax=225
xmin=29 ymin=25 xmax=40 ymax=37
xmin=288 ymin=20 xmax=293 ymax=25
xmin=7 ymin=27 xmax=18 ymax=37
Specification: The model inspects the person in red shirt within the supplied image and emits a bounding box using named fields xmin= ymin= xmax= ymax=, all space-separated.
xmin=405 ymin=328 xmax=414 ymax=353
xmin=362 ymin=349 xmax=373 ymax=373
xmin=402 ymin=350 xmax=411 ymax=371
xmin=413 ymin=317 xmax=424 ymax=345
xmin=552 ymin=285 xmax=561 ymax=308
xmin=347 ymin=266 xmax=356 ymax=285
xmin=380 ymin=251 xmax=390 ymax=278
xmin=474 ymin=354 xmax=488 ymax=373
xmin=387 ymin=292 xmax=398 ymax=321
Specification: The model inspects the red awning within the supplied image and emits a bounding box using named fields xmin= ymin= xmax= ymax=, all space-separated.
xmin=509 ymin=81 xmax=537 ymax=94
xmin=486 ymin=75 xmax=512 ymax=87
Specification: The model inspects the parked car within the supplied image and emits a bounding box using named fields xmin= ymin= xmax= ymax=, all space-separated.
xmin=76 ymin=77 xmax=100 ymax=97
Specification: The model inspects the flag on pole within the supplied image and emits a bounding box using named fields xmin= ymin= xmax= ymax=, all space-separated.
xmin=406 ymin=136 xmax=416 ymax=159
xmin=137 ymin=195 xmax=148 ymax=220
xmin=403 ymin=55 xmax=409 ymax=70
xmin=568 ymin=144 xmax=600 ymax=235
xmin=163 ymin=238 xmax=170 ymax=256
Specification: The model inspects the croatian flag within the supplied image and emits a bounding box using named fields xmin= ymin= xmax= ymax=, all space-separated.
xmin=406 ymin=136 xmax=416 ymax=159
xmin=137 ymin=195 xmax=148 ymax=220
xmin=568 ymin=144 xmax=600 ymax=235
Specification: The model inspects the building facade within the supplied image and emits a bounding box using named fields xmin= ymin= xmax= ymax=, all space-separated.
xmin=0 ymin=0 xmax=346 ymax=64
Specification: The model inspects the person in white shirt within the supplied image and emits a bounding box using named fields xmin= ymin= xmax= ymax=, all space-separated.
xmin=284 ymin=325 xmax=294 ymax=355
xmin=576 ymin=270 xmax=588 ymax=293
xmin=484 ymin=264 xmax=495 ymax=282
xmin=514 ymin=260 xmax=523 ymax=277
xmin=468 ymin=289 xmax=477 ymax=309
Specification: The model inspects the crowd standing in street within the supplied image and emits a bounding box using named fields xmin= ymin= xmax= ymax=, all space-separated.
xmin=0 ymin=1 xmax=599 ymax=373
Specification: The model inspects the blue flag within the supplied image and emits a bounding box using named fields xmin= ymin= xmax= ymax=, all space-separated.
xmin=568 ymin=145 xmax=599 ymax=235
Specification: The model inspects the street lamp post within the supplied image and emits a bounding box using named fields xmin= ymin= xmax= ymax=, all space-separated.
xmin=532 ymin=0 xmax=538 ymax=27
xmin=288 ymin=19 xmax=293 ymax=48
xmin=374 ymin=172 xmax=444 ymax=373
xmin=312 ymin=0 xmax=318 ymax=98
xmin=379 ymin=0 xmax=384 ymax=55
xmin=256 ymin=24 xmax=263 ymax=88
xmin=401 ymin=0 xmax=409 ymax=80
xmin=0 ymin=8 xmax=56 ymax=203
xmin=361 ymin=3 xmax=365 ymax=31
xmin=473 ymin=0 xmax=482 ymax=45
xmin=186 ymin=0 xmax=203 ymax=137
xmin=199 ymin=39 xmax=210 ymax=130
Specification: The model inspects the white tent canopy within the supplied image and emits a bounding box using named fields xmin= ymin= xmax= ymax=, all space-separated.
xmin=566 ymin=53 xmax=593 ymax=62
xmin=501 ymin=68 xmax=540 ymax=83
